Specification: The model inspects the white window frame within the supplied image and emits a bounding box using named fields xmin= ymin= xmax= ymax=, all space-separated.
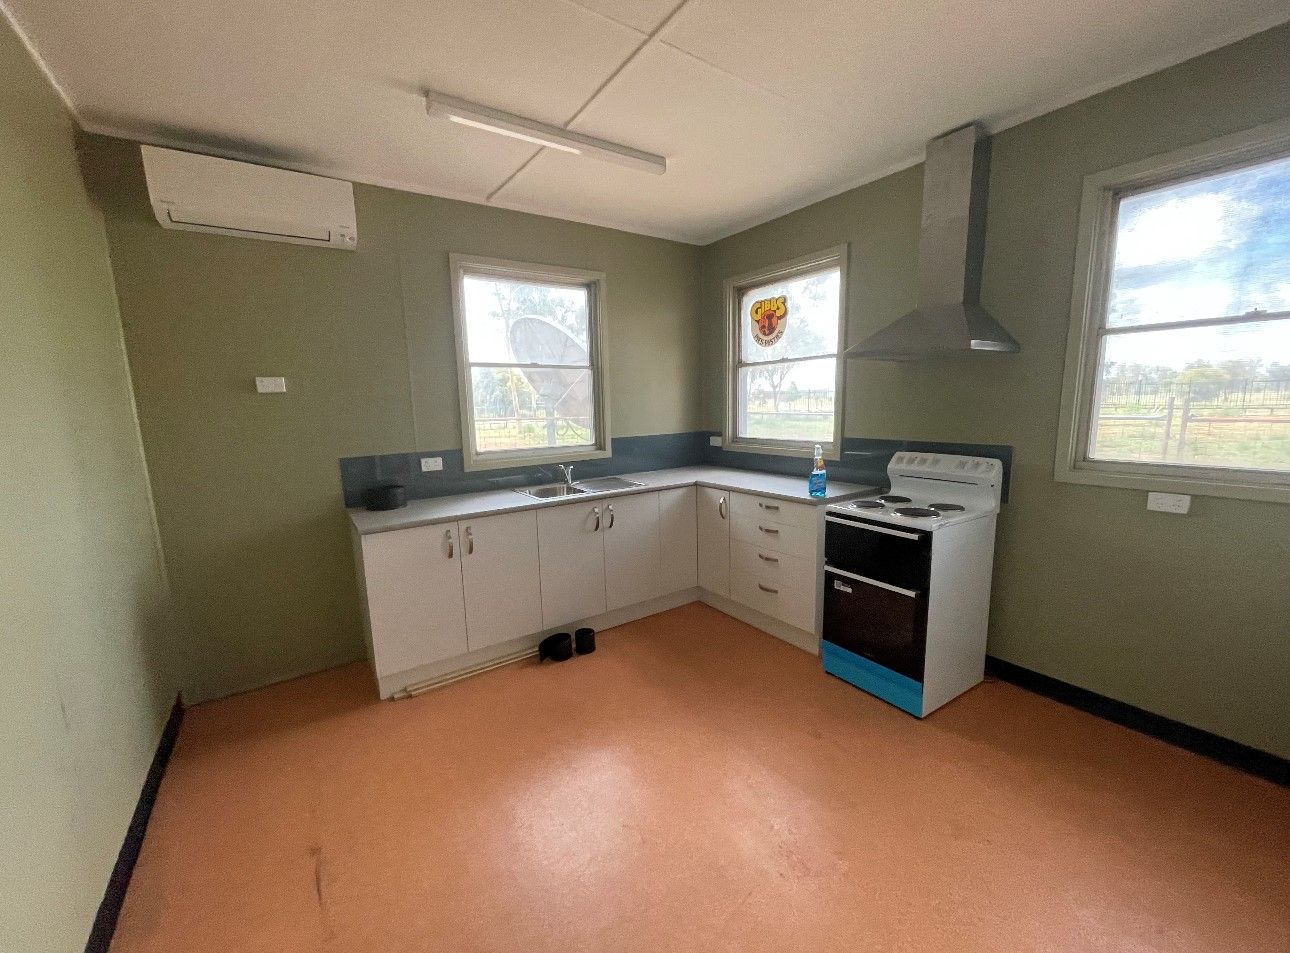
xmin=723 ymin=245 xmax=848 ymax=459
xmin=450 ymin=253 xmax=610 ymax=472
xmin=1055 ymin=119 xmax=1290 ymax=504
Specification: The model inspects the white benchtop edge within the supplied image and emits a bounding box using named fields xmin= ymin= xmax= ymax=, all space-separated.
xmin=348 ymin=466 xmax=875 ymax=536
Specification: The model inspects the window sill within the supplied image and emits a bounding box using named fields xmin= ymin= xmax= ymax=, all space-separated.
xmin=463 ymin=445 xmax=611 ymax=473
xmin=1054 ymin=459 xmax=1290 ymax=504
xmin=722 ymin=438 xmax=838 ymax=461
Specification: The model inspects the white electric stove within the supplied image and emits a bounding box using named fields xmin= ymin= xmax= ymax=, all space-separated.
xmin=821 ymin=453 xmax=1004 ymax=717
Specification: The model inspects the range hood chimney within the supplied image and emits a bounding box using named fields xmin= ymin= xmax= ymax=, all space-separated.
xmin=846 ymin=123 xmax=1019 ymax=360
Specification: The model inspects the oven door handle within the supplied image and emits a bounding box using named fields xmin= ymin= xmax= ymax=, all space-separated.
xmin=825 ymin=565 xmax=919 ymax=599
xmin=825 ymin=515 xmax=922 ymax=540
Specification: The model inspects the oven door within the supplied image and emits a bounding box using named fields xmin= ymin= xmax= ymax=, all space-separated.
xmin=824 ymin=514 xmax=930 ymax=591
xmin=822 ymin=566 xmax=927 ymax=681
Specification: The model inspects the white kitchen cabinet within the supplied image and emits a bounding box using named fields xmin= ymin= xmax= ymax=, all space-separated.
xmin=696 ymin=485 xmax=731 ymax=597
xmin=359 ymin=522 xmax=467 ymax=679
xmin=603 ymin=491 xmax=662 ymax=612
xmin=537 ymin=500 xmax=608 ymax=628
xmin=459 ymin=510 xmax=542 ymax=652
xmin=657 ymin=486 xmax=697 ymax=593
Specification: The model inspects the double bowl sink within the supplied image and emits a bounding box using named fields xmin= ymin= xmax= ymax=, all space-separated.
xmin=514 ymin=476 xmax=645 ymax=499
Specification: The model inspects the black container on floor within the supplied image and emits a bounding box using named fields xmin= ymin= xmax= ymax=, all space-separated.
xmin=539 ymin=633 xmax=573 ymax=662
xmin=574 ymin=628 xmax=596 ymax=655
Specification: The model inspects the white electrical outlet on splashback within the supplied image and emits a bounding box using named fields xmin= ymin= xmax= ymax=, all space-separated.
xmin=255 ymin=376 xmax=286 ymax=393
xmin=1147 ymin=492 xmax=1191 ymax=514
xmin=421 ymin=457 xmax=443 ymax=472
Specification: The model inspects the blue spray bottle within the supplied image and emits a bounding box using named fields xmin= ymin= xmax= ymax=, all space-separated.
xmin=808 ymin=444 xmax=827 ymax=497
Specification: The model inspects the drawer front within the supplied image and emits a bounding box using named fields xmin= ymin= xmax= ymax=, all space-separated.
xmin=731 ymin=502 xmax=817 ymax=557
xmin=730 ymin=492 xmax=815 ymax=531
xmin=730 ymin=540 xmax=816 ymax=632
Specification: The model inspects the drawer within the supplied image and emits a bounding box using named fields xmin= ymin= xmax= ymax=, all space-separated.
xmin=730 ymin=540 xmax=817 ymax=632
xmin=730 ymin=492 xmax=816 ymax=531
xmin=731 ymin=501 xmax=817 ymax=557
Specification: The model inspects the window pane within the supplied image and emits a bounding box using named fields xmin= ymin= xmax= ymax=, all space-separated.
xmin=739 ymin=266 xmax=841 ymax=363
xmin=461 ymin=275 xmax=590 ymax=364
xmin=1107 ymin=153 xmax=1290 ymax=328
xmin=471 ymin=366 xmax=595 ymax=454
xmin=1089 ymin=319 xmax=1290 ymax=470
xmin=736 ymin=358 xmax=836 ymax=443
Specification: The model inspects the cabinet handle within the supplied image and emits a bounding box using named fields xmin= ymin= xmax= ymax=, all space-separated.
xmin=757 ymin=583 xmax=779 ymax=594
xmin=757 ymin=525 xmax=780 ymax=535
xmin=718 ymin=496 xmax=726 ymax=519
xmin=464 ymin=526 xmax=474 ymax=555
xmin=758 ymin=501 xmax=780 ymax=511
xmin=445 ymin=529 xmax=454 ymax=559
xmin=757 ymin=553 xmax=779 ymax=563
xmin=593 ymin=506 xmax=601 ymax=532
xmin=606 ymin=504 xmax=615 ymax=529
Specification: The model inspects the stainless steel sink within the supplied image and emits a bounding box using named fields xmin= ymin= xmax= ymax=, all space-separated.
xmin=574 ymin=477 xmax=645 ymax=492
xmin=514 ymin=476 xmax=646 ymax=499
xmin=515 ymin=483 xmax=590 ymax=499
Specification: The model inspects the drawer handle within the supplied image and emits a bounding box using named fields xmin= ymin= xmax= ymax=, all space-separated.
xmin=607 ymin=504 xmax=615 ymax=529
xmin=718 ymin=495 xmax=727 ymax=519
xmin=757 ymin=525 xmax=780 ymax=535
xmin=757 ymin=553 xmax=779 ymax=563
xmin=825 ymin=565 xmax=919 ymax=598
xmin=757 ymin=583 xmax=779 ymax=594
xmin=464 ymin=526 xmax=474 ymax=555
xmin=445 ymin=529 xmax=454 ymax=559
xmin=593 ymin=506 xmax=601 ymax=532
xmin=758 ymin=501 xmax=780 ymax=511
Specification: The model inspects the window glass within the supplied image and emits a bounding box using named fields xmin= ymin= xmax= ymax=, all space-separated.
xmin=732 ymin=263 xmax=843 ymax=447
xmin=1088 ymin=152 xmax=1290 ymax=473
xmin=1107 ymin=154 xmax=1290 ymax=327
xmin=458 ymin=272 xmax=597 ymax=458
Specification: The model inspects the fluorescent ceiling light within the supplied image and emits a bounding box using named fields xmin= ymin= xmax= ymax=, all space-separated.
xmin=425 ymin=91 xmax=666 ymax=175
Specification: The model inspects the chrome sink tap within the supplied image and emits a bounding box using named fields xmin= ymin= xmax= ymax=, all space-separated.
xmin=556 ymin=464 xmax=575 ymax=486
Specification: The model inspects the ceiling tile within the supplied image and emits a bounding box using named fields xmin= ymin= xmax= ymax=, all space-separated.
xmin=8 ymin=0 xmax=645 ymax=198
xmin=561 ymin=0 xmax=680 ymax=34
xmin=494 ymin=43 xmax=875 ymax=242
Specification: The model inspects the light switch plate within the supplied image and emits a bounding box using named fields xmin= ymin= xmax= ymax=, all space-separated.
xmin=1147 ymin=492 xmax=1190 ymax=514
xmin=709 ymin=435 xmax=722 ymax=447
xmin=255 ymin=376 xmax=286 ymax=393
xmin=420 ymin=456 xmax=443 ymax=472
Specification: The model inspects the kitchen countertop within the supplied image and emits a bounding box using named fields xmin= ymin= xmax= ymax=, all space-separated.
xmin=348 ymin=466 xmax=875 ymax=535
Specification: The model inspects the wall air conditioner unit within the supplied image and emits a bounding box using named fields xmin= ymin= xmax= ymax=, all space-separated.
xmin=140 ymin=145 xmax=357 ymax=249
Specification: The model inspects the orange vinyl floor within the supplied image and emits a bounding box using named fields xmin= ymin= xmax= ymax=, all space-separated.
xmin=111 ymin=602 xmax=1289 ymax=953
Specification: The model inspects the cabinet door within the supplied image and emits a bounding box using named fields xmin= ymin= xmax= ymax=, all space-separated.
xmin=459 ymin=510 xmax=542 ymax=652
xmin=657 ymin=486 xmax=698 ymax=593
xmin=603 ymin=491 xmax=662 ymax=612
xmin=537 ymin=502 xmax=607 ymax=629
xmin=696 ymin=486 xmax=731 ymax=597
xmin=360 ymin=523 xmax=466 ymax=679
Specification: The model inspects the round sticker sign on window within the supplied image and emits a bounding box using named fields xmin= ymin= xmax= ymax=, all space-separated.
xmin=750 ymin=295 xmax=787 ymax=347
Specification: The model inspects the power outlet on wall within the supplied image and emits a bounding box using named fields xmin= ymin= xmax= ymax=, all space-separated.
xmin=1146 ymin=492 xmax=1191 ymax=514
xmin=254 ymin=376 xmax=286 ymax=393
xmin=709 ymin=435 xmax=722 ymax=447
xmin=420 ymin=456 xmax=443 ymax=472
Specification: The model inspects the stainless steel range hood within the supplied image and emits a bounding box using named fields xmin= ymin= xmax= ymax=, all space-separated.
xmin=846 ymin=124 xmax=1020 ymax=360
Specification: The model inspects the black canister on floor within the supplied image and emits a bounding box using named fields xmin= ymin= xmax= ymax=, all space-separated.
xmin=574 ymin=627 xmax=596 ymax=655
xmin=539 ymin=632 xmax=573 ymax=662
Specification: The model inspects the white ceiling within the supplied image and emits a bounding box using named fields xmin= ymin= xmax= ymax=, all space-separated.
xmin=4 ymin=0 xmax=1286 ymax=243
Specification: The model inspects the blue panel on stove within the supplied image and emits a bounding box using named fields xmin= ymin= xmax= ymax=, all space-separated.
xmin=822 ymin=640 xmax=924 ymax=717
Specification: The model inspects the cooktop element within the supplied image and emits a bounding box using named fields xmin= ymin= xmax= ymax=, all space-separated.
xmin=893 ymin=506 xmax=940 ymax=519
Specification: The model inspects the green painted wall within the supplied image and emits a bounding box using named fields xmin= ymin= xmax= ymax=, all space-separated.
xmin=84 ymin=136 xmax=702 ymax=702
xmin=701 ymin=23 xmax=1290 ymax=757
xmin=0 ymin=20 xmax=179 ymax=953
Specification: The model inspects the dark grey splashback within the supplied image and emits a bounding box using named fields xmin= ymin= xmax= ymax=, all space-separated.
xmin=338 ymin=432 xmax=709 ymax=508
xmin=339 ymin=431 xmax=1012 ymax=508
